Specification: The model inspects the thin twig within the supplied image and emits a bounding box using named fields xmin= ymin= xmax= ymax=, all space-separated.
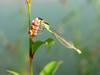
xmin=27 ymin=2 xmax=34 ymax=75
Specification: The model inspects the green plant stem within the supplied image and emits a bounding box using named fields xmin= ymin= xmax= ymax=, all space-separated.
xmin=27 ymin=3 xmax=34 ymax=75
xmin=29 ymin=57 xmax=33 ymax=75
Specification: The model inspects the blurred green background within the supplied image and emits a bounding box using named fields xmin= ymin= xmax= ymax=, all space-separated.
xmin=0 ymin=0 xmax=100 ymax=75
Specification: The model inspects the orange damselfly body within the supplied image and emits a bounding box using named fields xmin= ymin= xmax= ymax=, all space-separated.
xmin=28 ymin=17 xmax=82 ymax=54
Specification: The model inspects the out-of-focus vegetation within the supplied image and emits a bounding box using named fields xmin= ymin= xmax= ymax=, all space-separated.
xmin=0 ymin=0 xmax=100 ymax=75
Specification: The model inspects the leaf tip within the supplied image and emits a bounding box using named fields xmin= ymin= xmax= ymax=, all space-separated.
xmin=6 ymin=70 xmax=19 ymax=75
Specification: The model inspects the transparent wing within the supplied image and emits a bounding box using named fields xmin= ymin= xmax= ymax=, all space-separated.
xmin=49 ymin=27 xmax=82 ymax=54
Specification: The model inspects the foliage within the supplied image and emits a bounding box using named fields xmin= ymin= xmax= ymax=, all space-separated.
xmin=7 ymin=70 xmax=19 ymax=75
xmin=32 ymin=38 xmax=55 ymax=54
xmin=39 ymin=61 xmax=63 ymax=75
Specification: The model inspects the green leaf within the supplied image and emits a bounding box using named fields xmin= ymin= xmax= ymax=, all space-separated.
xmin=44 ymin=38 xmax=55 ymax=46
xmin=32 ymin=41 xmax=44 ymax=53
xmin=7 ymin=70 xmax=19 ymax=75
xmin=32 ymin=38 xmax=55 ymax=53
xmin=39 ymin=61 xmax=63 ymax=75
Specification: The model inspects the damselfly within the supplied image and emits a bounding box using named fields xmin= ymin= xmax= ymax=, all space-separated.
xmin=28 ymin=17 xmax=82 ymax=54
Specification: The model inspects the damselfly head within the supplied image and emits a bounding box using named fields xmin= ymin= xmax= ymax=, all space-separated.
xmin=35 ymin=17 xmax=45 ymax=26
xmin=36 ymin=17 xmax=49 ymax=26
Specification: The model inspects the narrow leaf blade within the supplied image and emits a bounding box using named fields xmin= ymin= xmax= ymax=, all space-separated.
xmin=32 ymin=41 xmax=44 ymax=53
xmin=39 ymin=61 xmax=63 ymax=75
xmin=7 ymin=70 xmax=19 ymax=75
